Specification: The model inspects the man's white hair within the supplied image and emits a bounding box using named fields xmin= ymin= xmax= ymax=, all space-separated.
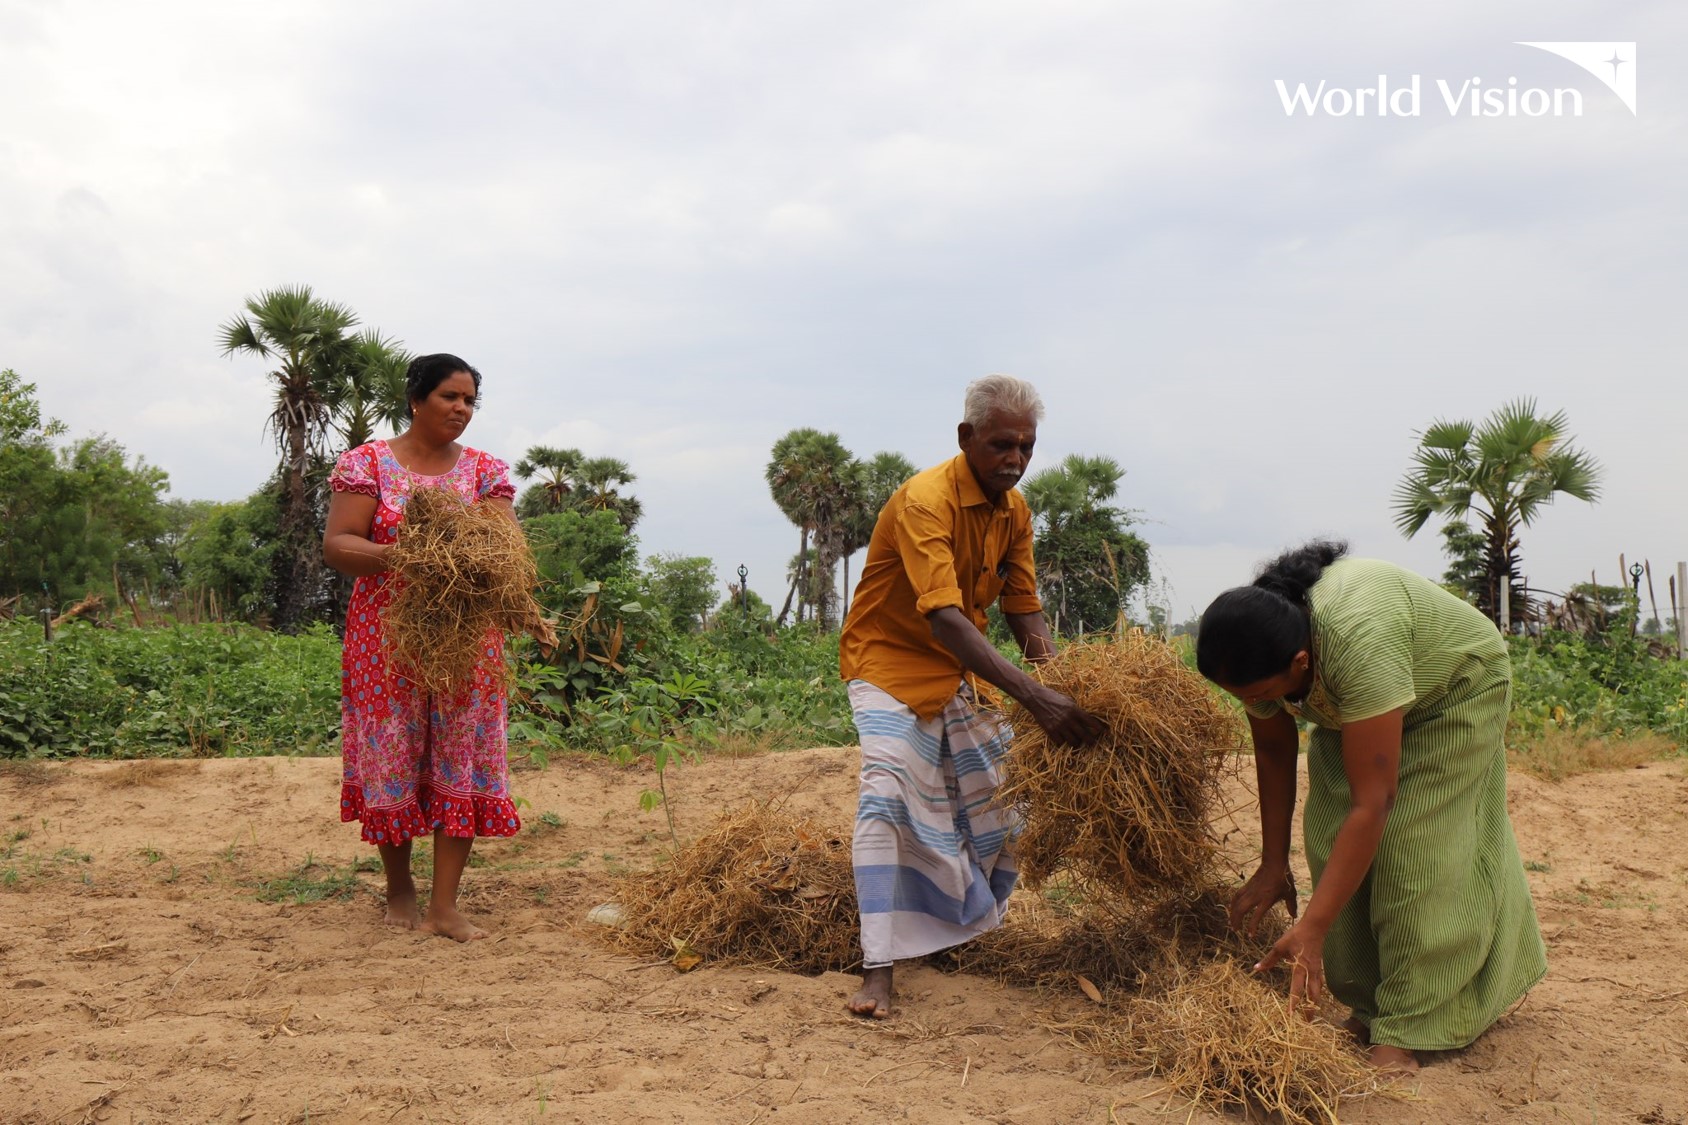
xmin=963 ymin=374 xmax=1045 ymax=428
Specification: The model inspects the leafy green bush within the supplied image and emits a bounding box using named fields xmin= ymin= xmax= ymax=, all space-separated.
xmin=1507 ymin=627 xmax=1688 ymax=748
xmin=0 ymin=621 xmax=341 ymax=758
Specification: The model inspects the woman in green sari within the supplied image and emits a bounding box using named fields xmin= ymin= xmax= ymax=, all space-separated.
xmin=1196 ymin=540 xmax=1546 ymax=1072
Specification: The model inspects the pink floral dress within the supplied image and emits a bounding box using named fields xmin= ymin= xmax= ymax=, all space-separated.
xmin=329 ymin=439 xmax=522 ymax=846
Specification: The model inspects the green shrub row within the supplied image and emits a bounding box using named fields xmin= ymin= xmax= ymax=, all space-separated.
xmin=4 ymin=617 xmax=1683 ymax=760
xmin=0 ymin=620 xmax=341 ymax=757
xmin=1508 ymin=628 xmax=1688 ymax=747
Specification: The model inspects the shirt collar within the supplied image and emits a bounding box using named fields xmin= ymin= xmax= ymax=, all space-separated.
xmin=951 ymin=454 xmax=995 ymax=509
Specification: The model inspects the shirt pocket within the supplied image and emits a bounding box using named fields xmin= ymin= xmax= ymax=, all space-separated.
xmin=973 ymin=559 xmax=1008 ymax=610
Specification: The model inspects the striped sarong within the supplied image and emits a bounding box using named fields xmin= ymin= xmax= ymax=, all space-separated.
xmin=848 ymin=679 xmax=1019 ymax=968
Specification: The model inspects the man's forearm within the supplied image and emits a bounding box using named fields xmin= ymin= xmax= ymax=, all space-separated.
xmin=928 ymin=607 xmax=1044 ymax=705
xmin=1005 ymin=611 xmax=1056 ymax=663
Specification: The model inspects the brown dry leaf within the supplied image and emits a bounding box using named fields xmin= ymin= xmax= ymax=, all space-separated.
xmin=669 ymin=937 xmax=704 ymax=973
xmin=1075 ymin=974 xmax=1103 ymax=1003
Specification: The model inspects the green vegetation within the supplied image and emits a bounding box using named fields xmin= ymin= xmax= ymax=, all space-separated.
xmin=1507 ymin=623 xmax=1688 ymax=752
xmin=1022 ymin=454 xmax=1150 ymax=636
xmin=0 ymin=620 xmax=341 ymax=758
xmin=4 ymin=335 xmax=1683 ymax=786
xmin=248 ymin=855 xmax=363 ymax=904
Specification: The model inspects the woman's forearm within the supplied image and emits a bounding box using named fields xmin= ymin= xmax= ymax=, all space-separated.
xmin=1249 ymin=712 xmax=1300 ymax=870
xmin=324 ymin=534 xmax=392 ymax=578
xmin=1256 ymin=741 xmax=1298 ymax=870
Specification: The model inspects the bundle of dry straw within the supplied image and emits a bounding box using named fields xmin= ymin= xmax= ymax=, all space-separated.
xmin=1078 ymin=958 xmax=1386 ymax=1125
xmin=1000 ymin=633 xmax=1244 ymax=895
xmin=615 ymin=803 xmax=860 ymax=975
xmin=951 ymin=882 xmax=1246 ymax=992
xmin=385 ymin=488 xmax=555 ymax=694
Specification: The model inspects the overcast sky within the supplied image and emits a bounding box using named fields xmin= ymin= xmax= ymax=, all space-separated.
xmin=3 ymin=1 xmax=1681 ymax=622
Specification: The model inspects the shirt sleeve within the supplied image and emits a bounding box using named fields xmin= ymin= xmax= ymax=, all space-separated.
xmin=329 ymin=446 xmax=378 ymax=497
xmin=476 ymin=452 xmax=517 ymax=501
xmin=895 ymin=501 xmax=965 ymax=616
xmin=997 ymin=506 xmax=1043 ymax=615
xmin=1244 ymin=699 xmax=1284 ymax=720
xmin=1320 ymin=590 xmax=1417 ymax=724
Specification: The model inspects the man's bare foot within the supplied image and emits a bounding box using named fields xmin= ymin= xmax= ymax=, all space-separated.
xmin=848 ymin=966 xmax=893 ymax=1019
xmin=383 ymin=886 xmax=421 ymax=929
xmin=1342 ymin=1016 xmax=1371 ymax=1046
xmin=1370 ymin=1044 xmax=1420 ymax=1074
xmin=419 ymin=907 xmax=487 ymax=942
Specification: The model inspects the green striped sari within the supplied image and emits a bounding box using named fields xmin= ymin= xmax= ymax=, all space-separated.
xmin=1247 ymin=558 xmax=1547 ymax=1050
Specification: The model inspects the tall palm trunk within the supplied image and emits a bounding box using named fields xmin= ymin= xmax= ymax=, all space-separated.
xmin=1481 ymin=513 xmax=1525 ymax=627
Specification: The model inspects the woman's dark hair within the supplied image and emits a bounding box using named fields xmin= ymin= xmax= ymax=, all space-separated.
xmin=1195 ymin=539 xmax=1349 ymax=686
xmin=405 ymin=353 xmax=482 ymax=419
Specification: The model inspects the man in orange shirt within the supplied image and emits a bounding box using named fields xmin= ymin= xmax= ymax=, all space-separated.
xmin=839 ymin=374 xmax=1103 ymax=1019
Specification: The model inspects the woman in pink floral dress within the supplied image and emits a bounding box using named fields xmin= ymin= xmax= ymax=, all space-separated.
xmin=323 ymin=353 xmax=520 ymax=942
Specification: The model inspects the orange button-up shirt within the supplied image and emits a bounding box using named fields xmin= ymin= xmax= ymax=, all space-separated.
xmin=838 ymin=454 xmax=1043 ymax=719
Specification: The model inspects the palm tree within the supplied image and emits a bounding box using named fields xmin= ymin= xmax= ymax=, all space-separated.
xmin=324 ymin=330 xmax=410 ymax=450
xmin=767 ymin=428 xmax=826 ymax=624
xmin=514 ymin=445 xmax=585 ymax=519
xmin=219 ymin=285 xmax=358 ymax=631
xmin=766 ymin=429 xmax=858 ymax=628
xmin=1023 ymin=455 xmax=1146 ymax=635
xmin=1393 ymin=398 xmax=1601 ymax=625
xmin=575 ymin=456 xmax=643 ymax=531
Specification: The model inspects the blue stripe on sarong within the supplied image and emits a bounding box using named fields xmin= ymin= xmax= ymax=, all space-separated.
xmin=857 ymin=796 xmax=963 ymax=854
xmin=855 ymin=862 xmax=1003 ymax=925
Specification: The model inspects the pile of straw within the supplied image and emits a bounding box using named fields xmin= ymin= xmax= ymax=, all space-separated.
xmin=614 ymin=803 xmax=860 ymax=975
xmin=1081 ymin=958 xmax=1386 ymax=1125
xmin=607 ymin=633 xmax=1386 ymax=1119
xmin=1000 ymin=633 xmax=1243 ymax=895
xmin=385 ymin=488 xmax=555 ymax=693
xmin=951 ymin=882 xmax=1250 ymax=993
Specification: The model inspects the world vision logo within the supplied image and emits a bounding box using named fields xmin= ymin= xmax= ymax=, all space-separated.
xmin=1516 ymin=42 xmax=1636 ymax=114
xmin=1274 ymin=41 xmax=1637 ymax=118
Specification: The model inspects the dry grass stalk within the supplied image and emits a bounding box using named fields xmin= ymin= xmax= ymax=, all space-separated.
xmin=385 ymin=488 xmax=554 ymax=694
xmin=1072 ymin=957 xmax=1389 ymax=1125
xmin=614 ymin=803 xmax=860 ymax=975
xmin=96 ymin=759 xmax=203 ymax=788
xmin=1000 ymin=634 xmax=1245 ymax=895
xmin=1509 ymin=726 xmax=1676 ymax=781
xmin=0 ymin=760 xmax=56 ymax=787
xmin=952 ymin=881 xmax=1264 ymax=992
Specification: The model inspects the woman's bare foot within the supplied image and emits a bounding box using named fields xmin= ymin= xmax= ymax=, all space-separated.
xmin=1342 ymin=1016 xmax=1371 ymax=1046
xmin=848 ymin=966 xmax=893 ymax=1019
xmin=376 ymin=842 xmax=419 ymax=928
xmin=1370 ymin=1044 xmax=1420 ymax=1074
xmin=383 ymin=885 xmax=421 ymax=929
xmin=419 ymin=906 xmax=487 ymax=942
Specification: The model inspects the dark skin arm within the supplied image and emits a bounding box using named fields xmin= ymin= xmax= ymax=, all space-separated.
xmin=1230 ymin=709 xmax=1301 ymax=937
xmin=1254 ymin=708 xmax=1403 ymax=1008
xmin=927 ymin=606 xmax=1104 ymax=746
xmin=323 ymin=492 xmax=516 ymax=578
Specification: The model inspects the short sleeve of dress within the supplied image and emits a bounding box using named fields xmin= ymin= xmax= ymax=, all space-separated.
xmin=476 ymin=452 xmax=517 ymax=501
xmin=1317 ymin=576 xmax=1417 ymax=724
xmin=1244 ymin=699 xmax=1284 ymax=720
xmin=330 ymin=446 xmax=379 ymax=497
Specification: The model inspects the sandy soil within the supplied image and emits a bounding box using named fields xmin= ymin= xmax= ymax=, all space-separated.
xmin=1 ymin=748 xmax=1685 ymax=1125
